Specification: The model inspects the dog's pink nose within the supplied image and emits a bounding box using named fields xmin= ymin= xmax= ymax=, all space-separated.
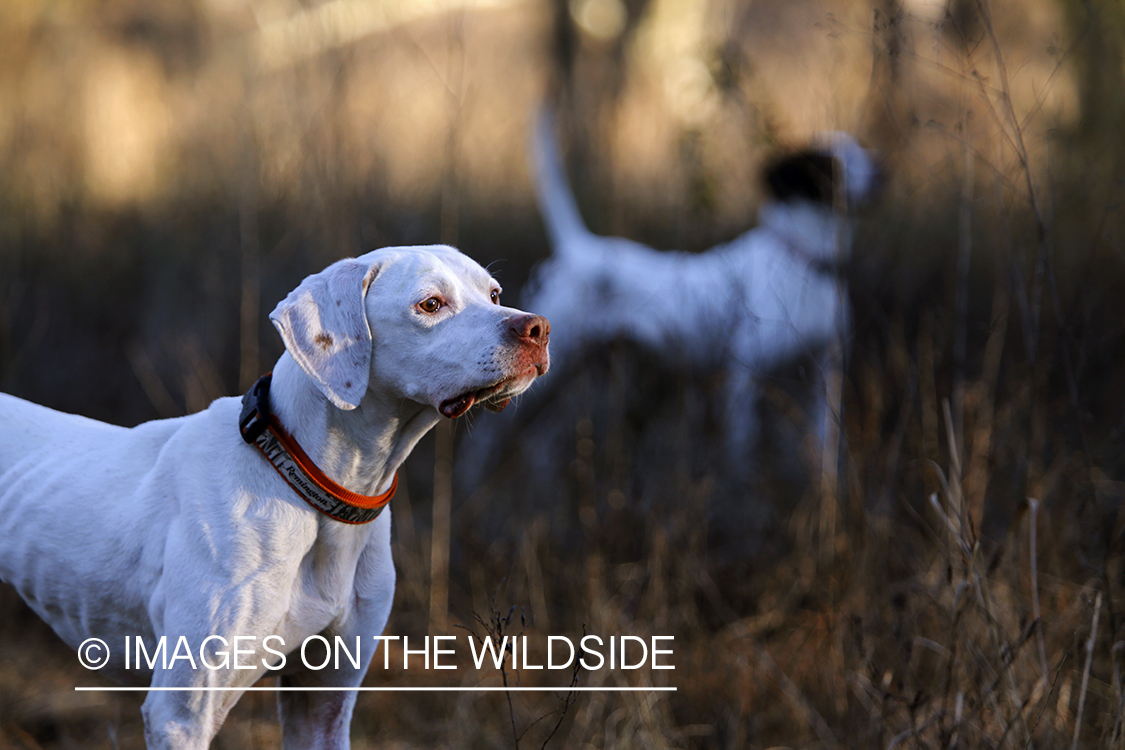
xmin=510 ymin=314 xmax=550 ymax=347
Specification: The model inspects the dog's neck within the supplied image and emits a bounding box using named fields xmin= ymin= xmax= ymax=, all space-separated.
xmin=758 ymin=200 xmax=851 ymax=263
xmin=268 ymin=353 xmax=441 ymax=498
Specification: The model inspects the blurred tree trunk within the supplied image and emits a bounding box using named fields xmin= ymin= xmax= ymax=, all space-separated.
xmin=1063 ymin=0 xmax=1125 ymax=140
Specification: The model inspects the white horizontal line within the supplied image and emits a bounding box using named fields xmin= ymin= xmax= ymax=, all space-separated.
xmin=75 ymin=686 xmax=675 ymax=693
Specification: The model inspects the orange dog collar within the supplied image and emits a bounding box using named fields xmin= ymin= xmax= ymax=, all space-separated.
xmin=239 ymin=374 xmax=396 ymax=524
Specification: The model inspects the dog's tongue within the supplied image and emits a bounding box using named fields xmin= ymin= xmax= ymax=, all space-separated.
xmin=439 ymin=393 xmax=475 ymax=419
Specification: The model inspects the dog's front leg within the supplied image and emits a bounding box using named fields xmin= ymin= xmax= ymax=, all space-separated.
xmin=277 ymin=620 xmax=391 ymax=750
xmin=139 ymin=529 xmax=298 ymax=749
xmin=277 ymin=665 xmax=367 ymax=750
xmin=141 ymin=665 xmax=243 ymax=750
xmin=279 ymin=533 xmax=396 ymax=750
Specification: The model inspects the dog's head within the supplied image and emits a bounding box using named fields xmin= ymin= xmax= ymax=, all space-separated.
xmin=764 ymin=132 xmax=882 ymax=210
xmin=269 ymin=245 xmax=550 ymax=419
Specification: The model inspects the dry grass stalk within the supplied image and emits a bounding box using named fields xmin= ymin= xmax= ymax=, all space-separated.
xmin=1072 ymin=592 xmax=1103 ymax=750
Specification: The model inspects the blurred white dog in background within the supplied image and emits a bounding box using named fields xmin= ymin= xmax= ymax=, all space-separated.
xmin=521 ymin=110 xmax=881 ymax=474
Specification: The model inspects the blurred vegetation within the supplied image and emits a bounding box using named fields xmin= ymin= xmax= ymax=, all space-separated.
xmin=3 ymin=0 xmax=1125 ymax=748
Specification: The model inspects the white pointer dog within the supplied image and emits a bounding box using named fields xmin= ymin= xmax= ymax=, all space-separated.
xmin=524 ymin=113 xmax=880 ymax=468
xmin=0 ymin=245 xmax=548 ymax=749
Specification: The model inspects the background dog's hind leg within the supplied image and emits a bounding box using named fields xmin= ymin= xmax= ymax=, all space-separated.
xmin=723 ymin=367 xmax=762 ymax=488
xmin=812 ymin=344 xmax=845 ymax=564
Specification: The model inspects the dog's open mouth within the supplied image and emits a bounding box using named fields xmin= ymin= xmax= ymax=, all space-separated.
xmin=438 ymin=386 xmax=506 ymax=420
xmin=438 ymin=363 xmax=547 ymax=419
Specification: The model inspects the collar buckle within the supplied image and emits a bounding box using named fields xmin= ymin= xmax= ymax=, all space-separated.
xmin=239 ymin=374 xmax=272 ymax=444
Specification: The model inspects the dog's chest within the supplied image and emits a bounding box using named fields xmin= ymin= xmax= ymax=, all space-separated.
xmin=280 ymin=522 xmax=380 ymax=632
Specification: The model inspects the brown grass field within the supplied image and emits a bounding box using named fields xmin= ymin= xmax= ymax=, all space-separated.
xmin=3 ymin=0 xmax=1125 ymax=747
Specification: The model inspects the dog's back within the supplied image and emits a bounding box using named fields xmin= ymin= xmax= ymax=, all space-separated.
xmin=0 ymin=395 xmax=199 ymax=660
xmin=527 ymin=111 xmax=856 ymax=370
xmin=0 ymin=393 xmax=125 ymax=476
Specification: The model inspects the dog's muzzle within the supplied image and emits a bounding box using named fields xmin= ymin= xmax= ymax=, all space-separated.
xmin=437 ymin=313 xmax=550 ymax=419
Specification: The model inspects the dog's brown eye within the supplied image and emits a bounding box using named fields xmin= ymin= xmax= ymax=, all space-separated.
xmin=490 ymin=290 xmax=500 ymax=305
xmin=418 ymin=297 xmax=442 ymax=314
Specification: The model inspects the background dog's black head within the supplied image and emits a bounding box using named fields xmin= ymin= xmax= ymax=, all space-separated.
xmin=764 ymin=151 xmax=839 ymax=206
xmin=764 ymin=134 xmax=883 ymax=210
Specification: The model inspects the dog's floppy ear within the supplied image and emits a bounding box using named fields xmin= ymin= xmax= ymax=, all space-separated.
xmin=269 ymin=258 xmax=382 ymax=410
xmin=764 ymin=151 xmax=838 ymax=206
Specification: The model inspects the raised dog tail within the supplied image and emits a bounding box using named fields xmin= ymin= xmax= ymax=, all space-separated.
xmin=531 ymin=106 xmax=592 ymax=256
